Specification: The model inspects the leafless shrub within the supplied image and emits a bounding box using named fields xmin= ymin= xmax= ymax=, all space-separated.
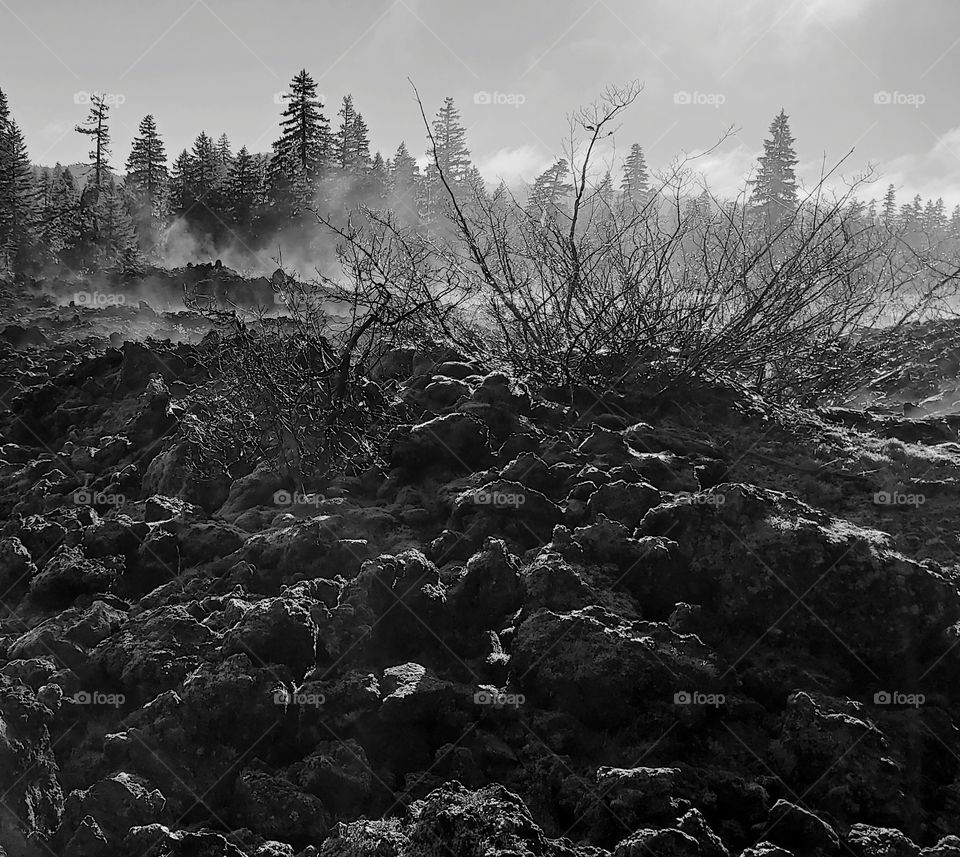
xmin=413 ymin=82 xmax=960 ymax=404
xmin=181 ymin=210 xmax=476 ymax=483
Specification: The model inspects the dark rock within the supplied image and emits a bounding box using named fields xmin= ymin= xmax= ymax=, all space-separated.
xmin=764 ymin=799 xmax=839 ymax=856
xmin=846 ymin=824 xmax=919 ymax=857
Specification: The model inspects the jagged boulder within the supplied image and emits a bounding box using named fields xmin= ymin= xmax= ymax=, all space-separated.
xmin=512 ymin=606 xmax=728 ymax=727
xmin=0 ymin=678 xmax=64 ymax=856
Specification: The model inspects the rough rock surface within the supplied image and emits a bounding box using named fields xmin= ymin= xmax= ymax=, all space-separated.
xmin=2 ymin=323 xmax=960 ymax=856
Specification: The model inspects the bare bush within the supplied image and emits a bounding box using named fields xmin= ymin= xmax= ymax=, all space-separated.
xmin=416 ymin=83 xmax=960 ymax=404
xmin=182 ymin=211 xmax=475 ymax=484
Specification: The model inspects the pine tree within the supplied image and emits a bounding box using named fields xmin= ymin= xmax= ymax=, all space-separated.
xmin=527 ymin=158 xmax=572 ymax=220
xmin=358 ymin=151 xmax=388 ymax=208
xmin=881 ymin=184 xmax=897 ymax=226
xmin=125 ymin=115 xmax=168 ymax=250
xmin=189 ymin=132 xmax=220 ymax=202
xmin=749 ymin=109 xmax=798 ymax=223
xmin=225 ymin=145 xmax=262 ymax=228
xmin=427 ymin=97 xmax=471 ymax=184
xmin=423 ymin=97 xmax=472 ymax=226
xmin=75 ymin=93 xmax=112 ymax=190
xmin=951 ymin=205 xmax=960 ymax=243
xmin=45 ymin=164 xmax=81 ymax=263
xmin=389 ymin=141 xmax=421 ymax=223
xmin=168 ymin=150 xmax=193 ymax=218
xmin=216 ymin=133 xmax=234 ymax=171
xmin=96 ymin=174 xmax=138 ymax=267
xmin=270 ymin=69 xmax=331 ymax=213
xmin=0 ymin=116 xmax=37 ymax=272
xmin=620 ymin=143 xmax=650 ymax=205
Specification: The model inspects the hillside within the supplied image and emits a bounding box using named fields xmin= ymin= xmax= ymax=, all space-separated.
xmin=0 ymin=274 xmax=959 ymax=856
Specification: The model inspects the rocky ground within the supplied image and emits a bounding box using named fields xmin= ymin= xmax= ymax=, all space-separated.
xmin=2 ymin=273 xmax=960 ymax=856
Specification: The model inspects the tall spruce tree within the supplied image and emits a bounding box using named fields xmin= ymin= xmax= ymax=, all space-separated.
xmin=881 ymin=184 xmax=897 ymax=226
xmin=270 ymin=69 xmax=331 ymax=214
xmin=527 ymin=158 xmax=572 ymax=220
xmin=389 ymin=141 xmax=421 ymax=223
xmin=620 ymin=143 xmax=650 ymax=205
xmin=225 ymin=145 xmax=263 ymax=230
xmin=125 ymin=114 xmax=168 ymax=250
xmin=749 ymin=109 xmax=798 ymax=223
xmin=0 ymin=110 xmax=37 ymax=272
xmin=423 ymin=97 xmax=472 ymax=225
xmin=75 ymin=93 xmax=112 ymax=191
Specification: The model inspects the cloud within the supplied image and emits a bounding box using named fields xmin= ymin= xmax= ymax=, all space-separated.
xmin=476 ymin=144 xmax=555 ymax=186
xmin=874 ymin=125 xmax=960 ymax=208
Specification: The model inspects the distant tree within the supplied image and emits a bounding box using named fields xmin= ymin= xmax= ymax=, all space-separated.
xmin=225 ymin=145 xmax=263 ymax=230
xmin=389 ymin=141 xmax=421 ymax=224
xmin=749 ymin=109 xmax=798 ymax=223
xmin=423 ymin=97 xmax=473 ymax=225
xmin=45 ymin=164 xmax=81 ymax=263
xmin=0 ymin=111 xmax=37 ymax=272
xmin=216 ymin=133 xmax=234 ymax=170
xmin=620 ymin=143 xmax=650 ymax=205
xmin=270 ymin=69 xmax=331 ymax=214
xmin=75 ymin=93 xmax=112 ymax=190
xmin=125 ymin=115 xmax=168 ymax=250
xmin=189 ymin=132 xmax=221 ymax=201
xmin=334 ymin=95 xmax=371 ymax=174
xmin=951 ymin=205 xmax=960 ymax=242
xmin=881 ymin=184 xmax=897 ymax=226
xmin=527 ymin=158 xmax=572 ymax=221
xmin=361 ymin=151 xmax=389 ymax=207
xmin=95 ymin=174 xmax=138 ymax=266
xmin=427 ymin=97 xmax=471 ymax=184
xmin=924 ymin=197 xmax=947 ymax=237
xmin=168 ymin=149 xmax=193 ymax=217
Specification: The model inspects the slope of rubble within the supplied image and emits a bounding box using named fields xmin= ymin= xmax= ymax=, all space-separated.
xmin=1 ymin=308 xmax=960 ymax=856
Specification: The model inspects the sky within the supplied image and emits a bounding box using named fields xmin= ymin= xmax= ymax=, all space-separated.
xmin=2 ymin=0 xmax=960 ymax=205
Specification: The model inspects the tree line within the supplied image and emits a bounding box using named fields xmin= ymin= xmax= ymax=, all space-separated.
xmin=0 ymin=73 xmax=958 ymax=275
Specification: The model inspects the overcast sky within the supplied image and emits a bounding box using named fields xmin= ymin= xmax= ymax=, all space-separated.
xmin=2 ymin=0 xmax=959 ymax=204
